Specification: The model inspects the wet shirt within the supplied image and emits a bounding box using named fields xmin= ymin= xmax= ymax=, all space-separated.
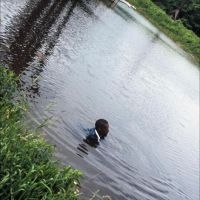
xmin=84 ymin=128 xmax=100 ymax=146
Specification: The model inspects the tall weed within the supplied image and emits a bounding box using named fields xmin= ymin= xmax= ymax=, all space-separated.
xmin=0 ymin=66 xmax=82 ymax=200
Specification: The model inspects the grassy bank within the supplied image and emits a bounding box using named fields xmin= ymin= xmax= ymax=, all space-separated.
xmin=0 ymin=67 xmax=81 ymax=199
xmin=127 ymin=0 xmax=200 ymax=64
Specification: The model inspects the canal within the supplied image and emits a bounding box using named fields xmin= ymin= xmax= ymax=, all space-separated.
xmin=0 ymin=0 xmax=199 ymax=199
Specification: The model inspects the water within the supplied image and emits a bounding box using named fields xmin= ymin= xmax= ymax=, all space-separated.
xmin=0 ymin=0 xmax=199 ymax=199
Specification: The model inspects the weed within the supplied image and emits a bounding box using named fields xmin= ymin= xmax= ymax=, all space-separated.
xmin=0 ymin=66 xmax=82 ymax=200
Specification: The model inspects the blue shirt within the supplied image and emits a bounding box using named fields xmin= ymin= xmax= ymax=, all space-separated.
xmin=84 ymin=128 xmax=100 ymax=145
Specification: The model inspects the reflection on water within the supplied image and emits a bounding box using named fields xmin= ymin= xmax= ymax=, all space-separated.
xmin=3 ymin=0 xmax=86 ymax=73
xmin=0 ymin=0 xmax=199 ymax=200
xmin=77 ymin=143 xmax=89 ymax=157
xmin=1 ymin=0 xmax=97 ymax=98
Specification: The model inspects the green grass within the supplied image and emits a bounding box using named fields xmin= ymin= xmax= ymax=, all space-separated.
xmin=127 ymin=0 xmax=200 ymax=64
xmin=0 ymin=66 xmax=82 ymax=200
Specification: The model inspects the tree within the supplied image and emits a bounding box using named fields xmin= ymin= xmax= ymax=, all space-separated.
xmin=152 ymin=0 xmax=200 ymax=36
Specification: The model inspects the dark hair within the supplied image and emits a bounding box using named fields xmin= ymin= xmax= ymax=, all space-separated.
xmin=95 ymin=119 xmax=108 ymax=129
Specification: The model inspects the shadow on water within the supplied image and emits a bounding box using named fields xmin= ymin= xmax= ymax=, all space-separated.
xmin=3 ymin=0 xmax=73 ymax=73
xmin=0 ymin=0 xmax=100 ymax=98
xmin=76 ymin=142 xmax=89 ymax=158
xmin=1 ymin=0 xmax=97 ymax=75
xmin=39 ymin=0 xmax=78 ymax=58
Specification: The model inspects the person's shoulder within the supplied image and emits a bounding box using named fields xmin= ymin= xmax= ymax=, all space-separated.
xmin=86 ymin=130 xmax=97 ymax=139
xmin=88 ymin=128 xmax=96 ymax=135
xmin=85 ymin=128 xmax=98 ymax=142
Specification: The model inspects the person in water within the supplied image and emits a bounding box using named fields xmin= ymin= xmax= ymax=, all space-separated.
xmin=84 ymin=119 xmax=109 ymax=147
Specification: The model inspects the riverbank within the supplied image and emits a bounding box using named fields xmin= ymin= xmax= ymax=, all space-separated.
xmin=127 ymin=0 xmax=200 ymax=64
xmin=0 ymin=67 xmax=81 ymax=199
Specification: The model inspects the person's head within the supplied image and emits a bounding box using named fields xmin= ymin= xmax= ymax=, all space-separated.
xmin=95 ymin=119 xmax=109 ymax=138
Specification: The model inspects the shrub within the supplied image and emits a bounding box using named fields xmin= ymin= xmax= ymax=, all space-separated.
xmin=0 ymin=66 xmax=82 ymax=200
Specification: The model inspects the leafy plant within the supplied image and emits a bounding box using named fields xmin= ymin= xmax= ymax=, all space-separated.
xmin=0 ymin=66 xmax=82 ymax=200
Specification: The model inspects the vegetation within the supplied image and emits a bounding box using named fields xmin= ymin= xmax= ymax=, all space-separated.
xmin=152 ymin=0 xmax=200 ymax=37
xmin=127 ymin=0 xmax=200 ymax=64
xmin=0 ymin=66 xmax=81 ymax=199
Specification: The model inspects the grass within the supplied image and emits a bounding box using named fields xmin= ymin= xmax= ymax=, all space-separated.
xmin=0 ymin=66 xmax=82 ymax=200
xmin=127 ymin=0 xmax=200 ymax=64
